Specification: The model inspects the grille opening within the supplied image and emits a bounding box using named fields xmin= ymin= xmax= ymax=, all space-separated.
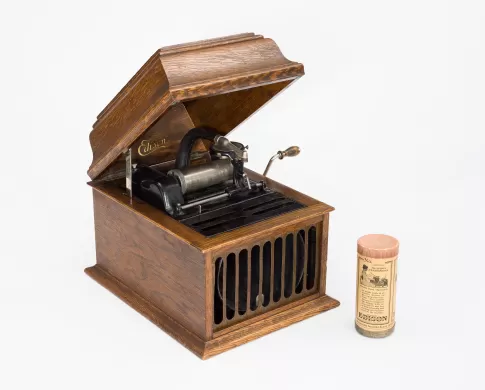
xmin=214 ymin=257 xmax=223 ymax=324
xmin=238 ymin=249 xmax=248 ymax=315
xmin=226 ymin=253 xmax=236 ymax=320
xmin=307 ymin=227 xmax=317 ymax=290
xmin=273 ymin=237 xmax=283 ymax=302
xmin=296 ymin=230 xmax=306 ymax=294
xmin=284 ymin=234 xmax=294 ymax=298
xmin=213 ymin=225 xmax=319 ymax=327
xmin=250 ymin=246 xmax=260 ymax=311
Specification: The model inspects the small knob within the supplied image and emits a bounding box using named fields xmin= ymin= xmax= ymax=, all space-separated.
xmin=279 ymin=146 xmax=300 ymax=159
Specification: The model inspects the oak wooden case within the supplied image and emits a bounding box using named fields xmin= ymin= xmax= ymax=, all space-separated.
xmin=85 ymin=33 xmax=339 ymax=359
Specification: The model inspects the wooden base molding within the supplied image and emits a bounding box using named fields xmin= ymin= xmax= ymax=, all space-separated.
xmin=85 ymin=265 xmax=340 ymax=359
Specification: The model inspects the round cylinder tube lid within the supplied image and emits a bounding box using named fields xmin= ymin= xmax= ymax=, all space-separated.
xmin=357 ymin=234 xmax=399 ymax=259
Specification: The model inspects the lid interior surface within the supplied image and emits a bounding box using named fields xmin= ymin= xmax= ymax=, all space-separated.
xmin=95 ymin=79 xmax=294 ymax=182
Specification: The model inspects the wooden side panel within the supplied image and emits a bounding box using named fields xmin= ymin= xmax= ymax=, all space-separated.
xmin=92 ymin=189 xmax=207 ymax=339
xmin=204 ymin=252 xmax=214 ymax=340
xmin=85 ymin=265 xmax=206 ymax=358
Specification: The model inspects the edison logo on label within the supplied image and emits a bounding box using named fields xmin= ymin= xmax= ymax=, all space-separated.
xmin=138 ymin=138 xmax=168 ymax=156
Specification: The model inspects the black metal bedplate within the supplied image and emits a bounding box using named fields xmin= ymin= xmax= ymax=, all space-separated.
xmin=175 ymin=186 xmax=305 ymax=237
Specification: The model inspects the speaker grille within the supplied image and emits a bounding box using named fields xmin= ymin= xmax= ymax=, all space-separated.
xmin=213 ymin=225 xmax=320 ymax=330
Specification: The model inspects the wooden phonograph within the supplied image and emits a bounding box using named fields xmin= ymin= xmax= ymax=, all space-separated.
xmin=85 ymin=33 xmax=339 ymax=359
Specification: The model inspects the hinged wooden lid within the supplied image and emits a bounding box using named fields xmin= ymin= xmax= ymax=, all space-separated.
xmin=88 ymin=33 xmax=304 ymax=180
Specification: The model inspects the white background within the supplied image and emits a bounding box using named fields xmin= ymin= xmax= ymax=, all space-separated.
xmin=1 ymin=1 xmax=484 ymax=389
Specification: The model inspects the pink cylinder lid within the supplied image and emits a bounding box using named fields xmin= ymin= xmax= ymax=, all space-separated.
xmin=357 ymin=234 xmax=399 ymax=259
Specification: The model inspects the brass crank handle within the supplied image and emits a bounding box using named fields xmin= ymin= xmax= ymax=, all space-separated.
xmin=263 ymin=146 xmax=301 ymax=177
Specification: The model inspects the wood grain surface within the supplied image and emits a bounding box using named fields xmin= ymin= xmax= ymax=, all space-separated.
xmin=87 ymin=33 xmax=304 ymax=180
xmin=87 ymin=171 xmax=337 ymax=357
xmin=204 ymin=295 xmax=340 ymax=359
xmin=85 ymin=264 xmax=207 ymax=357
xmin=89 ymin=170 xmax=333 ymax=252
xmin=85 ymin=34 xmax=339 ymax=359
xmin=92 ymin=189 xmax=207 ymax=339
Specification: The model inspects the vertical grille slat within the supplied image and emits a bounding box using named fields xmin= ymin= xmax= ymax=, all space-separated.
xmin=307 ymin=226 xmax=317 ymax=290
xmin=270 ymin=240 xmax=274 ymax=304
xmin=303 ymin=228 xmax=308 ymax=292
xmin=281 ymin=236 xmax=286 ymax=302
xmin=213 ymin=223 xmax=321 ymax=330
xmin=314 ymin=224 xmax=322 ymax=293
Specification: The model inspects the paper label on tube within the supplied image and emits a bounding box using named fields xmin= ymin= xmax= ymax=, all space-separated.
xmin=356 ymin=254 xmax=398 ymax=332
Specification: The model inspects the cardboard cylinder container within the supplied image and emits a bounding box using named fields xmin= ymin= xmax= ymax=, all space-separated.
xmin=355 ymin=234 xmax=399 ymax=338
